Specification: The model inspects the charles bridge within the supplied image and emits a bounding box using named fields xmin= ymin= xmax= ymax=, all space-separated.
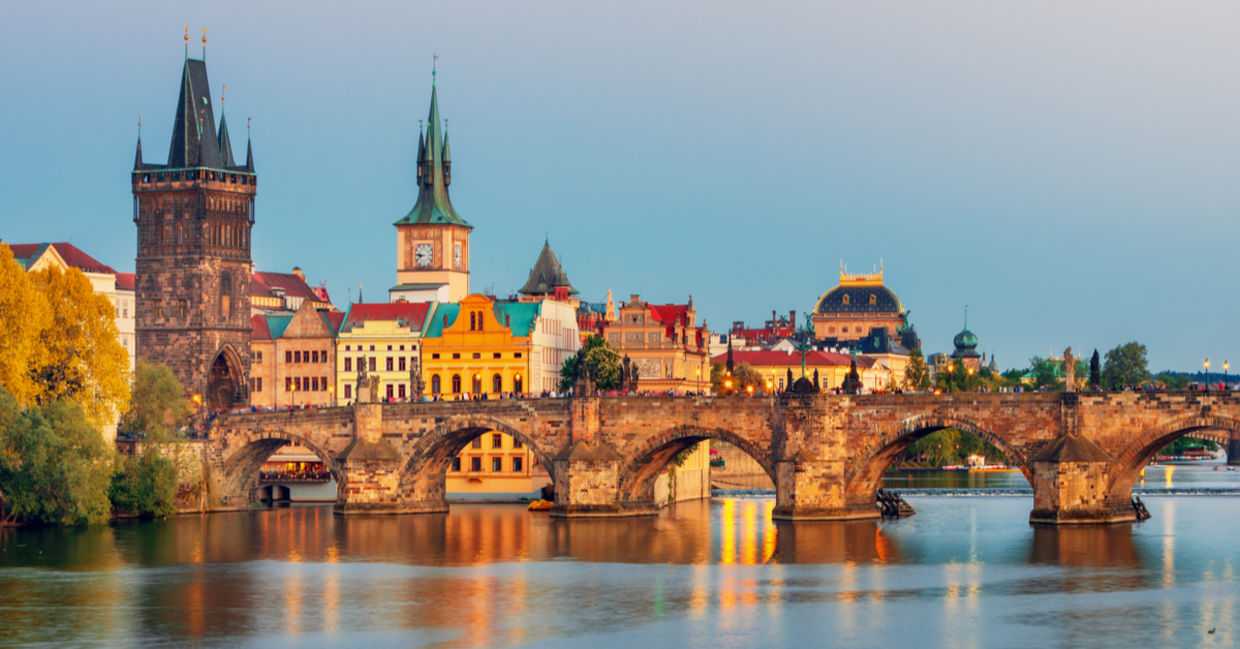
xmin=200 ymin=388 xmax=1240 ymax=525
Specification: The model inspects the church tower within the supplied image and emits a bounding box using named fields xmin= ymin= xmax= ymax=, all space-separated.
xmin=132 ymin=45 xmax=255 ymax=411
xmin=391 ymin=69 xmax=472 ymax=303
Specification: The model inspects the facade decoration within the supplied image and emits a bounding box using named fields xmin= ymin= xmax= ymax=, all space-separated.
xmin=603 ymin=294 xmax=711 ymax=394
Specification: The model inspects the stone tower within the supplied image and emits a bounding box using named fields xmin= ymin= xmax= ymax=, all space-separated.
xmin=391 ymin=69 xmax=472 ymax=303
xmin=132 ymin=54 xmax=255 ymax=411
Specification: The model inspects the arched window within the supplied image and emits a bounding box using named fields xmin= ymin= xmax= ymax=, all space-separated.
xmin=492 ymin=373 xmax=503 ymax=393
xmin=451 ymin=374 xmax=461 ymax=394
xmin=513 ymin=375 xmax=523 ymax=394
xmin=472 ymin=374 xmax=483 ymax=394
xmin=469 ymin=312 xmax=477 ymax=330
xmin=431 ymin=374 xmax=441 ymax=394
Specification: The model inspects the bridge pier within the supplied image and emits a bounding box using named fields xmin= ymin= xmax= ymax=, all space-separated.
xmin=549 ymin=441 xmax=653 ymax=517
xmin=771 ymin=455 xmax=876 ymax=521
xmin=1229 ymin=439 xmax=1240 ymax=466
xmin=1028 ymin=434 xmax=1135 ymax=525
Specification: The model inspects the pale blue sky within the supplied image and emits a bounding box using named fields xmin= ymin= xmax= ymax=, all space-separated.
xmin=2 ymin=1 xmax=1237 ymax=371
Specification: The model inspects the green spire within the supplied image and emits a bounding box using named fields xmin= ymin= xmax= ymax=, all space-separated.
xmin=395 ymin=70 xmax=469 ymax=228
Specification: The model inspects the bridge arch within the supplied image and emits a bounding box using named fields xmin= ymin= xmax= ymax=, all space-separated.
xmin=616 ymin=425 xmax=775 ymax=506
xmin=844 ymin=414 xmax=1033 ymax=502
xmin=397 ymin=415 xmax=558 ymax=506
xmin=1108 ymin=414 xmax=1240 ymax=498
xmin=217 ymin=429 xmax=342 ymax=505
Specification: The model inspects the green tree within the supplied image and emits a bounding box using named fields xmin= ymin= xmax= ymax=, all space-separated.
xmin=1101 ymin=342 xmax=1150 ymax=389
xmin=1028 ymin=356 xmax=1062 ymax=390
xmin=1089 ymin=349 xmax=1101 ymax=388
xmin=109 ymin=450 xmax=177 ymax=519
xmin=904 ymin=349 xmax=931 ymax=391
xmin=1154 ymin=371 xmax=1190 ymax=390
xmin=559 ymin=335 xmax=622 ymax=391
xmin=120 ymin=361 xmax=192 ymax=441
xmin=0 ymin=389 xmax=114 ymax=525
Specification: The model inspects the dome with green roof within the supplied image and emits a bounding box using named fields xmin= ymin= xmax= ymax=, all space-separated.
xmin=951 ymin=308 xmax=981 ymax=359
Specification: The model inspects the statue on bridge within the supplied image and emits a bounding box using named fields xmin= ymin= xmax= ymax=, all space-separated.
xmin=1063 ymin=347 xmax=1076 ymax=393
xmin=618 ymin=355 xmax=640 ymax=393
xmin=409 ymin=357 xmax=425 ymax=401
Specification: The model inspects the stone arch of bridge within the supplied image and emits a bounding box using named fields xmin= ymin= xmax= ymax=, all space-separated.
xmin=616 ymin=425 xmax=775 ymax=505
xmin=397 ymin=415 xmax=557 ymax=496
xmin=1108 ymin=414 xmax=1240 ymax=498
xmin=218 ymin=429 xmax=343 ymax=504
xmin=844 ymin=415 xmax=1033 ymax=503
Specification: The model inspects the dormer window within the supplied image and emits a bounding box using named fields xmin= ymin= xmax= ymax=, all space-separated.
xmin=842 ymin=294 xmax=850 ymax=306
xmin=869 ymin=294 xmax=877 ymax=305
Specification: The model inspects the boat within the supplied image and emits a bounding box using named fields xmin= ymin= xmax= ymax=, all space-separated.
xmin=527 ymin=499 xmax=553 ymax=511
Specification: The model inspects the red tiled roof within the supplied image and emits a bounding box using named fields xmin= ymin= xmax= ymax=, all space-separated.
xmin=115 ymin=272 xmax=135 ymax=291
xmin=252 ymin=271 xmax=324 ymax=303
xmin=251 ymin=314 xmax=272 ymax=340
xmin=9 ymin=242 xmax=119 ymax=274
xmin=321 ymin=311 xmax=345 ymax=334
xmin=648 ymin=304 xmax=689 ymax=326
xmin=342 ymin=302 xmax=432 ymax=332
xmin=711 ymin=350 xmax=871 ymax=368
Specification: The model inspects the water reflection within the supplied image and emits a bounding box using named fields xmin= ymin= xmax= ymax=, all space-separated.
xmin=1 ymin=497 xmax=1238 ymax=648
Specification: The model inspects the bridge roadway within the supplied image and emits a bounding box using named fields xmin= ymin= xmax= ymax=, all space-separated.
xmin=202 ymin=390 xmax=1240 ymax=525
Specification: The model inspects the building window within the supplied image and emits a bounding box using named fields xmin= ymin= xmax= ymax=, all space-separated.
xmin=512 ymin=438 xmax=523 ymax=449
xmin=294 ymin=351 xmax=301 ymax=363
xmin=492 ymin=457 xmax=502 ymax=472
xmin=493 ymin=374 xmax=503 ymax=393
xmin=311 ymin=377 xmax=318 ymax=391
xmin=386 ymin=357 xmax=394 ymax=372
xmin=399 ymin=345 xmax=405 ymax=351
xmin=472 ymin=352 xmax=481 ymax=359
xmin=344 ymin=384 xmax=352 ymax=399
xmin=286 ymin=351 xmax=293 ymax=363
xmin=470 ymin=457 xmax=482 ymax=472
xmin=471 ymin=438 xmax=482 ymax=449
xmin=493 ymin=352 xmax=502 ymax=359
xmin=514 ymin=353 xmax=522 ymax=359
xmin=451 ymin=457 xmax=461 ymax=472
xmin=451 ymin=374 xmax=461 ymax=393
xmin=255 ymin=351 xmax=263 ymax=363
xmin=398 ymin=357 xmax=406 ymax=371
xmin=432 ymin=353 xmax=440 ymax=359
xmin=869 ymin=294 xmax=877 ymax=305
xmin=842 ymin=294 xmax=850 ymax=305
xmin=386 ymin=384 xmax=393 ymax=400
xmin=368 ymin=357 xmax=376 ymax=372
xmin=254 ymin=377 xmax=263 ymax=392
xmin=512 ymin=457 xmax=523 ymax=473
xmin=398 ymin=384 xmax=406 ymax=400
xmin=387 ymin=345 xmax=392 ymax=351
xmin=492 ymin=433 xmax=503 ymax=449
xmin=431 ymin=375 xmax=441 ymax=394
xmin=472 ymin=375 xmax=482 ymax=394
xmin=469 ymin=312 xmax=477 ymax=330
xmin=369 ymin=345 xmax=375 ymax=351
xmin=513 ymin=376 xmax=523 ymax=393
xmin=344 ymin=358 xmax=352 ymax=372
xmin=285 ymin=377 xmax=292 ymax=392
xmin=345 ymin=345 xmax=351 ymax=351
xmin=452 ymin=353 xmax=460 ymax=360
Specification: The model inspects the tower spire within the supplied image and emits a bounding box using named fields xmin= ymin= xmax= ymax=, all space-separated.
xmin=395 ymin=64 xmax=468 ymax=228
xmin=184 ymin=25 xmax=189 ymax=60
xmin=134 ymin=115 xmax=144 ymax=169
xmin=201 ymin=28 xmax=207 ymax=61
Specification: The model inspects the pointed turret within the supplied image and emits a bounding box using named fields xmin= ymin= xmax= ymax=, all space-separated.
xmin=134 ymin=135 xmax=144 ymax=170
xmin=519 ymin=240 xmax=578 ymax=296
xmin=415 ymin=128 xmax=425 ymax=184
xmin=167 ymin=59 xmax=222 ymax=169
xmin=244 ymin=138 xmax=254 ymax=172
xmin=395 ymin=77 xmax=469 ymax=228
xmin=441 ymin=130 xmax=452 ymax=187
xmin=218 ymin=114 xmax=236 ymax=167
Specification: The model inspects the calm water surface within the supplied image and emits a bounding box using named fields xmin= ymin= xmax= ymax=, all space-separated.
xmin=2 ymin=469 xmax=1239 ymax=648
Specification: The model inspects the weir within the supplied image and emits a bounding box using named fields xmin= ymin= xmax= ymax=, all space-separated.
xmin=198 ymin=390 xmax=1240 ymax=525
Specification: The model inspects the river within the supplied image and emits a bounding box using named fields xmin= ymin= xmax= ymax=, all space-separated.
xmin=2 ymin=462 xmax=1238 ymax=648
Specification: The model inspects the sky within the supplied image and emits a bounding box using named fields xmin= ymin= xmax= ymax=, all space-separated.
xmin=1 ymin=1 xmax=1237 ymax=372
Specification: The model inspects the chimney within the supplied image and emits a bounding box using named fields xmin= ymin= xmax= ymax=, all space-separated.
xmin=292 ymin=266 xmax=305 ymax=282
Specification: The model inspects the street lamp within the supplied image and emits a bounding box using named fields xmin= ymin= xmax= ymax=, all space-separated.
xmin=1204 ymin=358 xmax=1210 ymax=392
xmin=1226 ymin=361 xmax=1230 ymax=390
xmin=946 ymin=363 xmax=954 ymax=394
xmin=967 ymin=367 xmax=975 ymax=392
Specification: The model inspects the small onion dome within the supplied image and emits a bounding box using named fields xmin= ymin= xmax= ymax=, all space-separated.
xmin=952 ymin=328 xmax=980 ymax=357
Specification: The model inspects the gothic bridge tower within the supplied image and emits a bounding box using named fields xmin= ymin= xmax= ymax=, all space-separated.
xmin=132 ymin=49 xmax=255 ymax=411
xmin=391 ymin=69 xmax=472 ymax=303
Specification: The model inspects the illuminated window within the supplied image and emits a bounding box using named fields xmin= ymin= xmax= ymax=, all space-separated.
xmin=842 ymin=294 xmax=850 ymax=306
xmin=492 ymin=457 xmax=502 ymax=472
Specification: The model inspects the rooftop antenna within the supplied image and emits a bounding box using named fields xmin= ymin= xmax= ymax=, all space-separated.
xmin=247 ymin=116 xmax=251 ymax=141
xmin=201 ymin=28 xmax=207 ymax=61
xmin=137 ymin=115 xmax=142 ymax=138
xmin=184 ymin=25 xmax=189 ymax=60
xmin=221 ymin=84 xmax=226 ymax=114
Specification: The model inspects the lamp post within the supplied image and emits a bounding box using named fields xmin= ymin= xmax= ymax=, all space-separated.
xmin=946 ymin=363 xmax=954 ymax=394
xmin=1225 ymin=361 xmax=1230 ymax=391
xmin=967 ymin=367 xmax=975 ymax=392
xmin=1204 ymin=358 xmax=1210 ymax=392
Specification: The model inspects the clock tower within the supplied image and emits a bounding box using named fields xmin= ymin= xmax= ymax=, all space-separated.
xmin=391 ymin=71 xmax=471 ymax=303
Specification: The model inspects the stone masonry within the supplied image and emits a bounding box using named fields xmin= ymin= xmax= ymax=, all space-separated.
xmin=200 ymin=391 xmax=1240 ymax=525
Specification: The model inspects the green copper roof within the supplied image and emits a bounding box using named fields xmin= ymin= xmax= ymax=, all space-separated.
xmin=423 ymin=303 xmax=461 ymax=338
xmin=265 ymin=314 xmax=293 ymax=339
xmin=394 ymin=82 xmax=470 ymax=228
xmin=493 ymin=301 xmax=541 ymax=337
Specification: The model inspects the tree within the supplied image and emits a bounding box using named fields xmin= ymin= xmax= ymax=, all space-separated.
xmin=732 ymin=363 xmax=767 ymax=395
xmin=0 ymin=389 xmax=114 ymax=525
xmin=25 ymin=265 xmax=130 ymax=428
xmin=109 ymin=450 xmax=177 ymax=519
xmin=0 ymin=245 xmax=50 ymax=407
xmin=559 ymin=335 xmax=621 ymax=391
xmin=1101 ymin=342 xmax=1150 ymax=390
xmin=1028 ymin=356 xmax=1062 ymax=390
xmin=1089 ymin=349 xmax=1101 ymax=388
xmin=120 ymin=361 xmax=192 ymax=441
xmin=904 ymin=349 xmax=930 ymax=391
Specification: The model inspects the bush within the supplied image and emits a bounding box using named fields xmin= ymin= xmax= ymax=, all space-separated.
xmin=110 ymin=451 xmax=178 ymax=519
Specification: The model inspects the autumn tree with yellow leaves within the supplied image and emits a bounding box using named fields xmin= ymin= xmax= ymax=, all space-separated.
xmin=0 ymin=244 xmax=130 ymax=429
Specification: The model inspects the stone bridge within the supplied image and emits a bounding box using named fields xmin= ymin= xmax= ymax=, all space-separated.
xmin=201 ymin=391 xmax=1240 ymax=525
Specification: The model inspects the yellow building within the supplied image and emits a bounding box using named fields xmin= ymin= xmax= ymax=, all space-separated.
xmin=604 ymin=295 xmax=711 ymax=394
xmin=421 ymin=294 xmax=541 ymax=398
xmin=334 ymin=302 xmax=434 ymax=404
xmin=811 ymin=264 xmax=907 ymax=342
xmin=445 ymin=430 xmax=551 ymax=498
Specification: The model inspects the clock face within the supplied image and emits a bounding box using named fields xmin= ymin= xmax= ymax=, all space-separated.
xmin=454 ymin=243 xmax=462 ymax=268
xmin=415 ymin=243 xmax=433 ymax=267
